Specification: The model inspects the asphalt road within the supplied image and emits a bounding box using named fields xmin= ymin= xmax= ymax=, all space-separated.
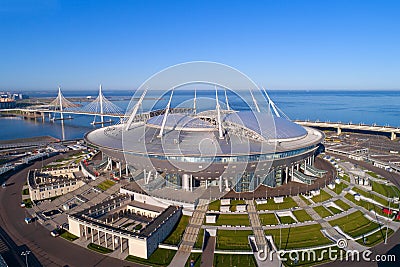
xmin=0 ymin=153 xmax=142 ymax=267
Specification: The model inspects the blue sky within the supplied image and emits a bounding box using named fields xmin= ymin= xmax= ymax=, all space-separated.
xmin=0 ymin=0 xmax=399 ymax=90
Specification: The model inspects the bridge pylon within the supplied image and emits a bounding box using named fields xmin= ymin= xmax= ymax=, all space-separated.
xmin=80 ymin=85 xmax=123 ymax=125
xmin=49 ymin=86 xmax=78 ymax=121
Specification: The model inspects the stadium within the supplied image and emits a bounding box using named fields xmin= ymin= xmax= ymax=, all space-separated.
xmin=84 ymin=85 xmax=329 ymax=204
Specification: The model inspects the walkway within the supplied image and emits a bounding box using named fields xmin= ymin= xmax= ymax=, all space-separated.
xmin=168 ymin=199 xmax=208 ymax=267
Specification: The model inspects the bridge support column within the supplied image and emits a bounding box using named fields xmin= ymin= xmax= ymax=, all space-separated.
xmin=391 ymin=132 xmax=396 ymax=141
xmin=337 ymin=127 xmax=342 ymax=135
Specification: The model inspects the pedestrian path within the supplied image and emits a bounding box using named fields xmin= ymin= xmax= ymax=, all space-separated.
xmin=169 ymin=199 xmax=208 ymax=267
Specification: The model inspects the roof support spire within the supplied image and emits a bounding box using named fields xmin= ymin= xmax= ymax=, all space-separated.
xmin=193 ymin=89 xmax=197 ymax=114
xmin=215 ymin=86 xmax=224 ymax=139
xmin=224 ymin=88 xmax=230 ymax=111
xmin=249 ymin=89 xmax=260 ymax=112
xmin=125 ymin=89 xmax=147 ymax=130
xmin=158 ymin=89 xmax=174 ymax=138
xmin=262 ymin=86 xmax=280 ymax=117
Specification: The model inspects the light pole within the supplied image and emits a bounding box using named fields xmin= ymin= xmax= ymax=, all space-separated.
xmin=385 ymin=198 xmax=391 ymax=244
xmin=21 ymin=250 xmax=30 ymax=267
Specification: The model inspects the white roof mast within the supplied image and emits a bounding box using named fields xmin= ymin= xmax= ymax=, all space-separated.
xmin=262 ymin=86 xmax=280 ymax=117
xmin=158 ymin=89 xmax=174 ymax=138
xmin=125 ymin=89 xmax=147 ymax=131
xmin=215 ymin=86 xmax=224 ymax=139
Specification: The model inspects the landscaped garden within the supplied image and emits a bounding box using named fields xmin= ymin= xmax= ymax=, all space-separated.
xmin=216 ymin=230 xmax=252 ymax=250
xmin=211 ymin=214 xmax=250 ymax=226
xmin=329 ymin=211 xmax=380 ymax=238
xmin=259 ymin=213 xmax=279 ymax=225
xmin=96 ymin=180 xmax=115 ymax=191
xmin=265 ymin=224 xmax=332 ymax=250
xmin=292 ymin=209 xmax=313 ymax=222
xmin=313 ymin=206 xmax=332 ymax=218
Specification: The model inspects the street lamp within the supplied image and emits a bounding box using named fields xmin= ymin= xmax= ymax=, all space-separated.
xmin=21 ymin=250 xmax=30 ymax=267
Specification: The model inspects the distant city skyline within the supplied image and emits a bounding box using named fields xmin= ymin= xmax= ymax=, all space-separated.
xmin=1 ymin=0 xmax=400 ymax=91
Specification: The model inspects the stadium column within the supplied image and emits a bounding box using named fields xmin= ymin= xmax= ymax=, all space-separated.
xmin=291 ymin=165 xmax=294 ymax=177
xmin=219 ymin=176 xmax=223 ymax=192
xmin=182 ymin=174 xmax=190 ymax=191
xmin=337 ymin=127 xmax=342 ymax=135
xmin=285 ymin=167 xmax=289 ymax=183
xmin=391 ymin=132 xmax=396 ymax=140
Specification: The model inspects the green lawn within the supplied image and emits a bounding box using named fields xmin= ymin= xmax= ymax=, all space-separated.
xmin=96 ymin=180 xmax=115 ymax=191
xmin=279 ymin=216 xmax=297 ymax=224
xmin=259 ymin=213 xmax=279 ymax=225
xmin=194 ymin=228 xmax=204 ymax=249
xmin=326 ymin=206 xmax=342 ymax=214
xmin=311 ymin=190 xmax=332 ymax=203
xmin=329 ymin=211 xmax=381 ymax=238
xmin=366 ymin=171 xmax=379 ymax=179
xmin=216 ymin=230 xmax=252 ymax=250
xmin=292 ymin=210 xmax=313 ymax=222
xmin=331 ymin=182 xmax=348 ymax=195
xmin=352 ymin=187 xmax=389 ymax=206
xmin=334 ymin=199 xmax=351 ymax=211
xmin=22 ymin=188 xmax=29 ymax=195
xmin=256 ymin=197 xmax=298 ymax=210
xmin=340 ymin=174 xmax=350 ymax=182
xmin=356 ymin=228 xmax=394 ymax=247
xmin=87 ymin=243 xmax=112 ymax=254
xmin=372 ymin=181 xmax=400 ymax=198
xmin=208 ymin=200 xmax=220 ymax=211
xmin=313 ymin=206 xmax=332 ymax=218
xmin=214 ymin=254 xmax=256 ymax=267
xmin=344 ymin=193 xmax=387 ymax=216
xmin=126 ymin=248 xmax=176 ymax=267
xmin=265 ymin=224 xmax=332 ymax=250
xmin=212 ymin=214 xmax=250 ymax=226
xmin=163 ymin=215 xmax=189 ymax=245
xmin=60 ymin=230 xmax=79 ymax=241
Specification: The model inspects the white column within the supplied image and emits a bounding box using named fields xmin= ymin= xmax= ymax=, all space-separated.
xmin=112 ymin=235 xmax=115 ymax=250
xmin=291 ymin=165 xmax=294 ymax=177
xmin=120 ymin=237 xmax=123 ymax=252
xmin=182 ymin=174 xmax=190 ymax=191
xmin=119 ymin=162 xmax=122 ymax=177
xmin=219 ymin=176 xmax=223 ymax=192
xmin=99 ymin=85 xmax=104 ymax=124
xmin=285 ymin=167 xmax=289 ymax=183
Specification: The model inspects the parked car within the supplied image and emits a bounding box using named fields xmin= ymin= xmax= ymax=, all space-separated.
xmin=50 ymin=229 xmax=60 ymax=237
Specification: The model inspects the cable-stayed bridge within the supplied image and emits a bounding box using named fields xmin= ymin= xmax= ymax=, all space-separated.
xmin=0 ymin=85 xmax=126 ymax=125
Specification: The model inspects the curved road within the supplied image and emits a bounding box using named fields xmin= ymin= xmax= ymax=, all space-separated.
xmin=0 ymin=154 xmax=142 ymax=267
